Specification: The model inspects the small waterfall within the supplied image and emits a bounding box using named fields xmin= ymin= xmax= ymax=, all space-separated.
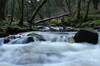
xmin=0 ymin=31 xmax=76 ymax=45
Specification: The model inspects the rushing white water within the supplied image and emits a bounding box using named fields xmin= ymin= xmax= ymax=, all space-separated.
xmin=0 ymin=31 xmax=100 ymax=66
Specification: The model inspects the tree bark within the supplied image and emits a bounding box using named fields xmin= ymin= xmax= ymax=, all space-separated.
xmin=0 ymin=0 xmax=7 ymax=20
xmin=65 ymin=0 xmax=71 ymax=14
xmin=92 ymin=0 xmax=99 ymax=10
xmin=28 ymin=0 xmax=47 ymax=29
xmin=76 ymin=0 xmax=81 ymax=20
xmin=82 ymin=0 xmax=91 ymax=21
xmin=10 ymin=0 xmax=15 ymax=24
xmin=19 ymin=0 xmax=24 ymax=26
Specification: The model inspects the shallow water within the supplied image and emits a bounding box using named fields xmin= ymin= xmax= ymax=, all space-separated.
xmin=0 ymin=31 xmax=100 ymax=66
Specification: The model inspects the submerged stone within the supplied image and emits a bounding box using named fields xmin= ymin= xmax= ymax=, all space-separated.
xmin=27 ymin=33 xmax=45 ymax=41
xmin=26 ymin=37 xmax=34 ymax=43
xmin=7 ymin=35 xmax=16 ymax=39
xmin=4 ymin=39 xmax=10 ymax=44
xmin=74 ymin=28 xmax=98 ymax=44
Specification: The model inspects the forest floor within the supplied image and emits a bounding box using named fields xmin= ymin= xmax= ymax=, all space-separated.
xmin=74 ymin=9 xmax=100 ymax=27
xmin=0 ymin=10 xmax=100 ymax=37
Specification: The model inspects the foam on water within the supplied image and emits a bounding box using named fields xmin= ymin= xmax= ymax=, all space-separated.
xmin=0 ymin=42 xmax=99 ymax=66
xmin=0 ymin=31 xmax=100 ymax=66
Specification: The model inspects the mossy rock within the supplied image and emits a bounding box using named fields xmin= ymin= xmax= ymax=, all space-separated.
xmin=27 ymin=33 xmax=45 ymax=41
xmin=50 ymin=19 xmax=62 ymax=24
xmin=4 ymin=38 xmax=10 ymax=44
xmin=74 ymin=28 xmax=98 ymax=44
xmin=0 ymin=28 xmax=3 ymax=32
xmin=6 ymin=25 xmax=27 ymax=34
xmin=89 ymin=9 xmax=100 ymax=14
xmin=0 ymin=32 xmax=9 ymax=37
xmin=25 ymin=37 xmax=34 ymax=43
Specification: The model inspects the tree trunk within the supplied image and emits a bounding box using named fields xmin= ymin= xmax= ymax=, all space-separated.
xmin=28 ymin=0 xmax=47 ymax=29
xmin=65 ymin=0 xmax=71 ymax=14
xmin=38 ymin=11 xmax=44 ymax=19
xmin=10 ymin=0 xmax=15 ymax=24
xmin=82 ymin=0 xmax=91 ymax=21
xmin=19 ymin=0 xmax=24 ymax=26
xmin=92 ymin=0 xmax=99 ymax=10
xmin=75 ymin=0 xmax=81 ymax=20
xmin=0 ymin=0 xmax=7 ymax=20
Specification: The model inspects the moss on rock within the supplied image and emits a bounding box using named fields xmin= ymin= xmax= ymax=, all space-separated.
xmin=0 ymin=32 xmax=9 ymax=37
xmin=74 ymin=28 xmax=98 ymax=44
xmin=6 ymin=25 xmax=28 ymax=35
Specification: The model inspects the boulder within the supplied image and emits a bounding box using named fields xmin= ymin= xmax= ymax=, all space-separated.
xmin=26 ymin=37 xmax=34 ymax=43
xmin=74 ymin=28 xmax=98 ymax=44
xmin=27 ymin=33 xmax=45 ymax=41
xmin=4 ymin=39 xmax=10 ymax=44
xmin=7 ymin=35 xmax=16 ymax=39
xmin=6 ymin=25 xmax=27 ymax=35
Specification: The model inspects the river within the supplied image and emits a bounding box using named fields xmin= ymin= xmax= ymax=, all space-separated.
xmin=0 ymin=31 xmax=100 ymax=66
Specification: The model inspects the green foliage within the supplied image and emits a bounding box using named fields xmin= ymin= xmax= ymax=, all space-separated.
xmin=80 ymin=21 xmax=91 ymax=26
xmin=89 ymin=9 xmax=100 ymax=14
xmin=89 ymin=20 xmax=100 ymax=25
xmin=0 ymin=32 xmax=8 ymax=37
xmin=0 ymin=0 xmax=100 ymax=34
xmin=50 ymin=19 xmax=62 ymax=24
xmin=6 ymin=25 xmax=27 ymax=34
xmin=0 ymin=26 xmax=7 ymax=32
xmin=8 ymin=25 xmax=27 ymax=30
xmin=81 ymin=20 xmax=100 ymax=26
xmin=64 ymin=16 xmax=72 ymax=22
xmin=80 ymin=28 xmax=97 ymax=33
xmin=0 ymin=19 xmax=8 ymax=24
xmin=0 ymin=27 xmax=3 ymax=32
xmin=89 ymin=14 xmax=100 ymax=18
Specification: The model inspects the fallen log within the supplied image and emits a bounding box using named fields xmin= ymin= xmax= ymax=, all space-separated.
xmin=34 ymin=13 xmax=70 ymax=24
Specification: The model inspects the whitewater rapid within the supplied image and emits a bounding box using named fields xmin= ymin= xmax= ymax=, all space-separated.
xmin=0 ymin=31 xmax=100 ymax=66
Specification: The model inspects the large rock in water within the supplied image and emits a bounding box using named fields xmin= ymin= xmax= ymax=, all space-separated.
xmin=4 ymin=38 xmax=10 ymax=44
xmin=74 ymin=29 xmax=98 ymax=44
xmin=27 ymin=33 xmax=45 ymax=41
xmin=26 ymin=37 xmax=34 ymax=43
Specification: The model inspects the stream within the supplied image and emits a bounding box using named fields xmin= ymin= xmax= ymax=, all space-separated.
xmin=0 ymin=30 xmax=100 ymax=66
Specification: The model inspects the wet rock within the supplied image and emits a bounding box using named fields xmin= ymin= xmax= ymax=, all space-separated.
xmin=38 ymin=37 xmax=46 ymax=41
xmin=74 ymin=28 xmax=98 ymax=44
xmin=16 ymin=36 xmax=21 ymax=38
xmin=6 ymin=25 xmax=27 ymax=35
xmin=49 ymin=27 xmax=58 ymax=31
xmin=66 ymin=27 xmax=78 ymax=32
xmin=26 ymin=37 xmax=34 ymax=43
xmin=4 ymin=39 xmax=10 ymax=44
xmin=52 ymin=37 xmax=57 ymax=42
xmin=7 ymin=35 xmax=16 ymax=39
xmin=37 ymin=26 xmax=44 ymax=29
xmin=27 ymin=33 xmax=45 ymax=41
